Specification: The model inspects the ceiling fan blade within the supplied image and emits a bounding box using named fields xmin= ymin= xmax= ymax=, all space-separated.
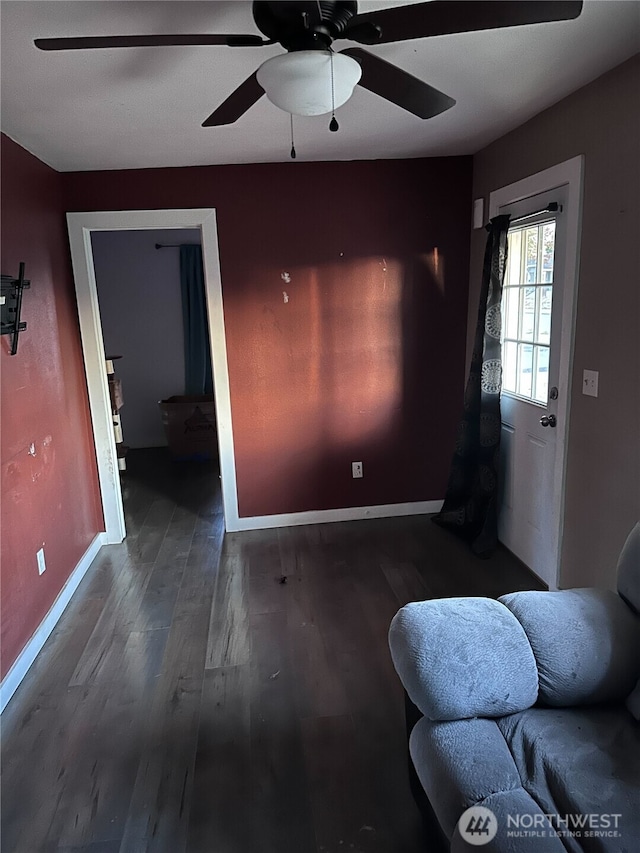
xmin=341 ymin=48 xmax=455 ymax=119
xmin=34 ymin=34 xmax=268 ymax=51
xmin=344 ymin=1 xmax=583 ymax=44
xmin=202 ymin=71 xmax=265 ymax=127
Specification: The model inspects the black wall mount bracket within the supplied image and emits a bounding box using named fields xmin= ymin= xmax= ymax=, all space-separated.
xmin=1 ymin=262 xmax=30 ymax=355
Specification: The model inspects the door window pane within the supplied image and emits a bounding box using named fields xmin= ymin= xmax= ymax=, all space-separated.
xmin=537 ymin=286 xmax=552 ymax=344
xmin=542 ymin=222 xmax=556 ymax=283
xmin=518 ymin=344 xmax=533 ymax=397
xmin=504 ymin=287 xmax=519 ymax=339
xmin=525 ymin=228 xmax=538 ymax=283
xmin=534 ymin=346 xmax=549 ymax=403
xmin=503 ymin=341 xmax=517 ymax=393
xmin=507 ymin=230 xmax=522 ymax=285
xmin=521 ymin=287 xmax=536 ymax=341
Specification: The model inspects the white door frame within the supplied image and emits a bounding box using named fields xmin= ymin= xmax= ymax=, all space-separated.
xmin=67 ymin=208 xmax=239 ymax=541
xmin=489 ymin=155 xmax=584 ymax=587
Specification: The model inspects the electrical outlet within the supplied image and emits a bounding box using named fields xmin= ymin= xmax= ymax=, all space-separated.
xmin=36 ymin=546 xmax=46 ymax=575
xmin=582 ymin=369 xmax=599 ymax=398
xmin=352 ymin=461 xmax=363 ymax=479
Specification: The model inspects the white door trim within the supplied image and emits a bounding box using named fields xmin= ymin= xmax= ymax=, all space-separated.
xmin=489 ymin=155 xmax=584 ymax=587
xmin=67 ymin=208 xmax=238 ymax=540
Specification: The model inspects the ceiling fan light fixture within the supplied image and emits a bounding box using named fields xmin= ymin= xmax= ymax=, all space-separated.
xmin=256 ymin=50 xmax=361 ymax=116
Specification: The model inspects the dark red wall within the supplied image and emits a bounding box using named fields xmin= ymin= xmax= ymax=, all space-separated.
xmin=64 ymin=158 xmax=471 ymax=516
xmin=1 ymin=145 xmax=470 ymax=677
xmin=1 ymin=135 xmax=103 ymax=678
xmin=65 ymin=157 xmax=472 ymax=517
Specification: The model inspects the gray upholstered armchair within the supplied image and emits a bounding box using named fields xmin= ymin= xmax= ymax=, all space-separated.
xmin=389 ymin=523 xmax=640 ymax=852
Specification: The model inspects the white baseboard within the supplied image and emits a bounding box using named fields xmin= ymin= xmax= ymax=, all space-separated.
xmin=0 ymin=532 xmax=106 ymax=714
xmin=227 ymin=500 xmax=444 ymax=532
xmin=0 ymin=501 xmax=442 ymax=706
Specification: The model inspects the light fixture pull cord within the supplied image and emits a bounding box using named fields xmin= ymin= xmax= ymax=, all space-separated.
xmin=290 ymin=113 xmax=296 ymax=159
xmin=329 ymin=51 xmax=339 ymax=132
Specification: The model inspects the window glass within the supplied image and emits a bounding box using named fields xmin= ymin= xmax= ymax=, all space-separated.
xmin=504 ymin=287 xmax=519 ymax=339
xmin=521 ymin=287 xmax=536 ymax=341
xmin=525 ymin=227 xmax=538 ymax=283
xmin=518 ymin=343 xmax=534 ymax=397
xmin=534 ymin=346 xmax=549 ymax=403
xmin=501 ymin=219 xmax=556 ymax=405
xmin=507 ymin=229 xmax=522 ymax=285
xmin=537 ymin=286 xmax=552 ymax=344
xmin=503 ymin=340 xmax=517 ymax=393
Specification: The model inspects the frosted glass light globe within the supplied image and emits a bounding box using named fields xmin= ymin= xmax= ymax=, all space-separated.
xmin=256 ymin=50 xmax=362 ymax=116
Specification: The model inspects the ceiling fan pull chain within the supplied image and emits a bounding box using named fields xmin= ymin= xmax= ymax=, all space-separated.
xmin=329 ymin=50 xmax=339 ymax=132
xmin=290 ymin=113 xmax=297 ymax=159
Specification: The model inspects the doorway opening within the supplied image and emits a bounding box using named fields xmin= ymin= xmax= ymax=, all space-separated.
xmin=67 ymin=209 xmax=240 ymax=542
xmin=91 ymin=227 xmax=221 ymax=531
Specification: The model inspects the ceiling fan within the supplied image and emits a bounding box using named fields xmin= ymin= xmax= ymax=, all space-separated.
xmin=35 ymin=1 xmax=584 ymax=127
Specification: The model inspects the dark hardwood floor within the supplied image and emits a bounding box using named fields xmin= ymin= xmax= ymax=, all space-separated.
xmin=1 ymin=448 xmax=543 ymax=853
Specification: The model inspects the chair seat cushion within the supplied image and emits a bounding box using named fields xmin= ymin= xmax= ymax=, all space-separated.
xmin=409 ymin=716 xmax=522 ymax=838
xmin=410 ymin=708 xmax=640 ymax=851
xmin=497 ymin=706 xmax=640 ymax=849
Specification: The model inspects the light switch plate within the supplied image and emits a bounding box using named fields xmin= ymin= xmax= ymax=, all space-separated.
xmin=582 ymin=369 xmax=599 ymax=398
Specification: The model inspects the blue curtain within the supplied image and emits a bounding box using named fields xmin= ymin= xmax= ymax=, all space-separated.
xmin=179 ymin=244 xmax=213 ymax=396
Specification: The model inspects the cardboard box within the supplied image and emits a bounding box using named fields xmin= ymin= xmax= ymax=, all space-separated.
xmin=159 ymin=395 xmax=217 ymax=461
xmin=108 ymin=376 xmax=124 ymax=412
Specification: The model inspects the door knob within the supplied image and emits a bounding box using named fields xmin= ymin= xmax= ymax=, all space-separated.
xmin=540 ymin=414 xmax=557 ymax=428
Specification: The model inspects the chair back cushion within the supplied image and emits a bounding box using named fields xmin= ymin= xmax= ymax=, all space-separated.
xmin=499 ymin=588 xmax=640 ymax=706
xmin=389 ymin=597 xmax=538 ymax=721
xmin=617 ymin=521 xmax=640 ymax=614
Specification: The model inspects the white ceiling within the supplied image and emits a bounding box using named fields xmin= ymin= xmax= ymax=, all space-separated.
xmin=1 ymin=1 xmax=639 ymax=172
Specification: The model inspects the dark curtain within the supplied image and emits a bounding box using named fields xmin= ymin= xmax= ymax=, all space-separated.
xmin=179 ymin=244 xmax=213 ymax=396
xmin=433 ymin=214 xmax=511 ymax=557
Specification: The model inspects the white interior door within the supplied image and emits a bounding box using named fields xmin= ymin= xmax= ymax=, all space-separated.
xmin=490 ymin=158 xmax=583 ymax=588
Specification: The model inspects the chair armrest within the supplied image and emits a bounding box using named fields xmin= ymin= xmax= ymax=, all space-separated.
xmin=388 ymin=597 xmax=538 ymax=721
xmin=499 ymin=588 xmax=640 ymax=706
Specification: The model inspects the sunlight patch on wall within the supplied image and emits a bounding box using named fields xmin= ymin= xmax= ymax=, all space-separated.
xmin=231 ymin=255 xmax=404 ymax=457
xmin=322 ymin=256 xmax=403 ymax=448
xmin=420 ymin=248 xmax=445 ymax=293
